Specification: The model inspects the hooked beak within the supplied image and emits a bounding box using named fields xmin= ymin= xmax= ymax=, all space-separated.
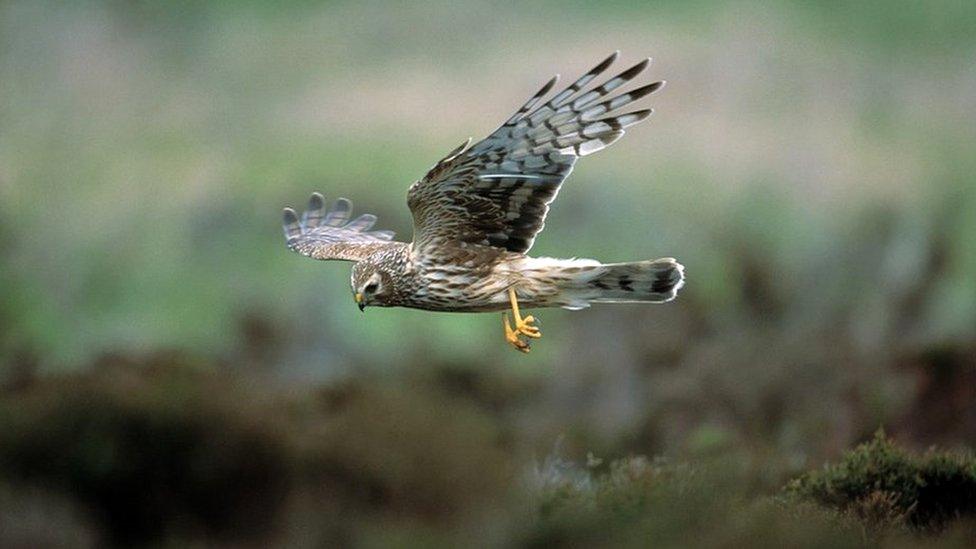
xmin=355 ymin=292 xmax=365 ymax=312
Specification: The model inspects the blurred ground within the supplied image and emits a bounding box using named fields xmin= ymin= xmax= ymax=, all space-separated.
xmin=1 ymin=358 xmax=975 ymax=546
xmin=1 ymin=1 xmax=975 ymax=546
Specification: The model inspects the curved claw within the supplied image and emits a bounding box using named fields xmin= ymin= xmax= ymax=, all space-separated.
xmin=503 ymin=313 xmax=532 ymax=353
xmin=511 ymin=338 xmax=531 ymax=353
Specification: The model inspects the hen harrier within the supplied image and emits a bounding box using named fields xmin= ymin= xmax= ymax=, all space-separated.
xmin=282 ymin=52 xmax=684 ymax=353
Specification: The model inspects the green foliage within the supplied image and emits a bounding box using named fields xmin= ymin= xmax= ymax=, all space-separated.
xmin=787 ymin=430 xmax=976 ymax=533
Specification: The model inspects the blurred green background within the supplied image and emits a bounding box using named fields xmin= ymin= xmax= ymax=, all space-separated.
xmin=2 ymin=0 xmax=976 ymax=545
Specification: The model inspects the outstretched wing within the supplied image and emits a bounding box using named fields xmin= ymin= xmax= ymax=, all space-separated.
xmin=407 ymin=51 xmax=663 ymax=254
xmin=282 ymin=192 xmax=398 ymax=262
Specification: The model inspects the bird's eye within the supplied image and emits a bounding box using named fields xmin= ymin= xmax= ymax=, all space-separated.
xmin=364 ymin=282 xmax=379 ymax=294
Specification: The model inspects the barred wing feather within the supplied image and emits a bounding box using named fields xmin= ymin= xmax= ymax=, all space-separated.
xmin=407 ymin=51 xmax=664 ymax=254
xmin=282 ymin=192 xmax=398 ymax=262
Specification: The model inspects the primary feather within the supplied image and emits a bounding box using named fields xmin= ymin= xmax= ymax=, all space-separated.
xmin=283 ymin=193 xmax=399 ymax=262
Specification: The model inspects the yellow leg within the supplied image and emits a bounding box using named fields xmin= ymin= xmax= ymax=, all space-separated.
xmin=502 ymin=288 xmax=541 ymax=353
xmin=509 ymin=288 xmax=541 ymax=338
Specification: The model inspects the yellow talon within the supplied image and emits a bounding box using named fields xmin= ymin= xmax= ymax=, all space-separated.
xmin=503 ymin=312 xmax=531 ymax=353
xmin=502 ymin=288 xmax=542 ymax=353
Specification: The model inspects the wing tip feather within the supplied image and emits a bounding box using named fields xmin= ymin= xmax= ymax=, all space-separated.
xmin=282 ymin=207 xmax=301 ymax=241
xmin=540 ymin=74 xmax=559 ymax=96
xmin=592 ymin=50 xmax=620 ymax=74
xmin=618 ymin=57 xmax=651 ymax=81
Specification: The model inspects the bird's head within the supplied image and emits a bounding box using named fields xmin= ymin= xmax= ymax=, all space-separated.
xmin=351 ymin=260 xmax=395 ymax=311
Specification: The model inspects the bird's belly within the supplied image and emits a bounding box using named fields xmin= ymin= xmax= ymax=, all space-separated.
xmin=403 ymin=300 xmax=564 ymax=313
xmin=402 ymin=278 xmax=559 ymax=313
xmin=401 ymin=301 xmax=511 ymax=313
xmin=400 ymin=291 xmax=512 ymax=313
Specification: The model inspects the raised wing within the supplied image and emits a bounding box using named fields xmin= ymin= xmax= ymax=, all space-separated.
xmin=407 ymin=52 xmax=663 ymax=254
xmin=282 ymin=192 xmax=398 ymax=262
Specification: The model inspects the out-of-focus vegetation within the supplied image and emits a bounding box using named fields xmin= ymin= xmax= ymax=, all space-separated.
xmin=2 ymin=360 xmax=976 ymax=546
xmin=787 ymin=431 xmax=976 ymax=534
xmin=0 ymin=358 xmax=521 ymax=546
xmin=2 ymin=0 xmax=975 ymax=546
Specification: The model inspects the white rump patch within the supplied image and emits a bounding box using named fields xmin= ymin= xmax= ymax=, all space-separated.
xmin=510 ymin=256 xmax=602 ymax=272
xmin=478 ymin=173 xmax=543 ymax=180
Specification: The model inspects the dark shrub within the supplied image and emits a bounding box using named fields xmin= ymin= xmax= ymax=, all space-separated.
xmin=0 ymin=354 xmax=520 ymax=546
xmin=0 ymin=353 xmax=294 ymax=546
xmin=787 ymin=430 xmax=976 ymax=532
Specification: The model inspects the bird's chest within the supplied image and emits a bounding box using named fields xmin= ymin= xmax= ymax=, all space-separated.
xmin=400 ymin=259 xmax=506 ymax=311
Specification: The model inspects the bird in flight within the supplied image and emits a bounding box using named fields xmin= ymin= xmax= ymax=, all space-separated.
xmin=282 ymin=52 xmax=684 ymax=353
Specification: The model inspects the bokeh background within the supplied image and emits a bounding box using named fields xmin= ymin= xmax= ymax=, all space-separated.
xmin=2 ymin=1 xmax=975 ymax=546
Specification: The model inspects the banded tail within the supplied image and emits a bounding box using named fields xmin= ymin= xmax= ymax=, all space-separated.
xmin=521 ymin=257 xmax=685 ymax=310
